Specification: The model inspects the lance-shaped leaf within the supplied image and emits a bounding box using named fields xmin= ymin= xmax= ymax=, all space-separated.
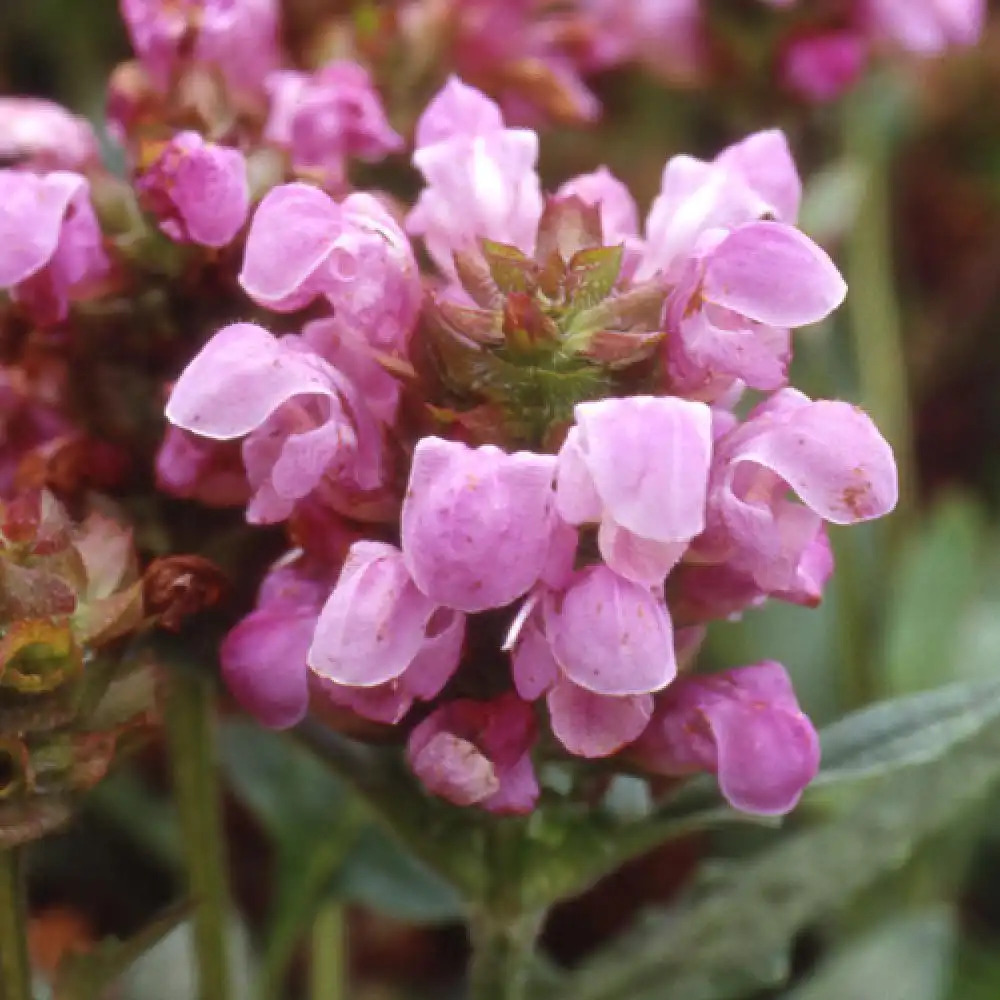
xmin=546 ymin=692 xmax=1000 ymax=1000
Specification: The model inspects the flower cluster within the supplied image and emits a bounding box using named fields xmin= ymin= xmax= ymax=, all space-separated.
xmin=164 ymin=75 xmax=897 ymax=818
xmin=0 ymin=0 xmax=928 ymax=824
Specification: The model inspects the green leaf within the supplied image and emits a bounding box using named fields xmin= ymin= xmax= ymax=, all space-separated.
xmin=550 ymin=709 xmax=1000 ymax=1000
xmin=335 ymin=827 xmax=463 ymax=923
xmin=221 ymin=723 xmax=463 ymax=998
xmin=781 ymin=908 xmax=955 ymax=1000
xmin=813 ymin=673 xmax=1000 ymax=791
xmin=219 ymin=720 xmax=350 ymax=837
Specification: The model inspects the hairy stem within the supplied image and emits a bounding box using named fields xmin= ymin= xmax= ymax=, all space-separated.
xmin=0 ymin=847 xmax=33 ymax=1000
xmin=467 ymin=911 xmax=543 ymax=1000
xmin=166 ymin=669 xmax=231 ymax=1000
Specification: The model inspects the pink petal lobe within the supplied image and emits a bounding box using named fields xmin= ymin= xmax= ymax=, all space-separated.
xmin=165 ymin=324 xmax=339 ymax=440
xmin=703 ymin=222 xmax=846 ymax=328
xmin=548 ymin=678 xmax=652 ymax=758
xmin=401 ymin=438 xmax=557 ymax=612
xmin=307 ymin=541 xmax=437 ymax=687
xmin=239 ymin=183 xmax=342 ymax=309
xmin=546 ymin=566 xmax=676 ymax=696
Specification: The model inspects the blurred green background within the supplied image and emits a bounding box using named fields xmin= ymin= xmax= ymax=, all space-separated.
xmin=6 ymin=2 xmax=1000 ymax=998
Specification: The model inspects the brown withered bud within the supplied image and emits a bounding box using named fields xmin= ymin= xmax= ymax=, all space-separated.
xmin=15 ymin=434 xmax=129 ymax=500
xmin=143 ymin=555 xmax=228 ymax=631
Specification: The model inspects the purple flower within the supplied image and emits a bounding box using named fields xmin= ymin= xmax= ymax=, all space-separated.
xmin=400 ymin=436 xmax=558 ymax=613
xmin=265 ymin=61 xmax=403 ymax=187
xmin=633 ymin=661 xmax=820 ymax=815
xmin=240 ymin=184 xmax=420 ymax=353
xmin=581 ymin=0 xmax=704 ymax=80
xmin=164 ymin=322 xmax=383 ymax=523
xmin=556 ymin=396 xmax=713 ymax=584
xmin=220 ymin=556 xmax=334 ymax=728
xmin=0 ymin=170 xmax=109 ymax=325
xmin=638 ymin=129 xmax=803 ymax=283
xmin=407 ymin=78 xmax=543 ymax=278
xmin=0 ymin=98 xmax=100 ymax=172
xmin=307 ymin=541 xmax=464 ymax=723
xmin=693 ymin=388 xmax=898 ymax=592
xmin=861 ymin=0 xmax=985 ymax=54
xmin=407 ymin=693 xmax=539 ymax=814
xmin=120 ymin=0 xmax=281 ymax=96
xmin=508 ymin=565 xmax=676 ymax=758
xmin=664 ymin=220 xmax=846 ymax=394
xmin=779 ymin=32 xmax=869 ymax=103
xmin=137 ymin=131 xmax=248 ymax=247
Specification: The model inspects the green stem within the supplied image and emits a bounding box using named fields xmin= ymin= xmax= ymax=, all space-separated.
xmin=839 ymin=86 xmax=917 ymax=708
xmin=467 ymin=911 xmax=543 ymax=1000
xmin=310 ymin=901 xmax=347 ymax=1000
xmin=0 ymin=847 xmax=32 ymax=1000
xmin=843 ymin=92 xmax=916 ymax=534
xmin=166 ymin=670 xmax=231 ymax=1000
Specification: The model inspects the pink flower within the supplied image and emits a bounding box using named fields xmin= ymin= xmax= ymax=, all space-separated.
xmin=307 ymin=541 xmax=464 ymax=724
xmin=155 ymin=426 xmax=250 ymax=507
xmin=447 ymin=0 xmax=601 ymax=125
xmin=675 ymin=524 xmax=834 ymax=622
xmin=0 ymin=170 xmax=109 ymax=325
xmin=137 ymin=132 xmax=248 ymax=247
xmin=120 ymin=0 xmax=281 ymax=96
xmin=665 ymin=220 xmax=847 ymax=394
xmin=638 ymin=129 xmax=803 ymax=283
xmin=240 ymin=184 xmax=420 ymax=354
xmin=400 ymin=436 xmax=558 ymax=613
xmin=861 ymin=0 xmax=985 ymax=54
xmin=555 ymin=396 xmax=713 ymax=584
xmin=164 ymin=322 xmax=383 ymax=523
xmin=693 ymin=388 xmax=898 ymax=592
xmin=508 ymin=565 xmax=676 ymax=758
xmin=0 ymin=98 xmax=100 ymax=172
xmin=407 ymin=78 xmax=543 ymax=278
xmin=265 ymin=61 xmax=403 ymax=187
xmin=581 ymin=0 xmax=704 ymax=80
xmin=633 ymin=661 xmax=820 ymax=815
xmin=301 ymin=319 xmax=403 ymax=426
xmin=779 ymin=32 xmax=869 ymax=103
xmin=407 ymin=693 xmax=539 ymax=814
xmin=220 ymin=557 xmax=334 ymax=728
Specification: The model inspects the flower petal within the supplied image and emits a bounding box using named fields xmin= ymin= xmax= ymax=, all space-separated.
xmin=307 ymin=541 xmax=436 ymax=686
xmin=703 ymin=221 xmax=846 ymax=328
xmin=165 ymin=324 xmax=339 ymax=440
xmin=239 ymin=183 xmax=342 ymax=309
xmin=574 ymin=396 xmax=713 ymax=542
xmin=548 ymin=678 xmax=652 ymax=757
xmin=546 ymin=566 xmax=676 ymax=696
xmin=401 ymin=437 xmax=557 ymax=612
